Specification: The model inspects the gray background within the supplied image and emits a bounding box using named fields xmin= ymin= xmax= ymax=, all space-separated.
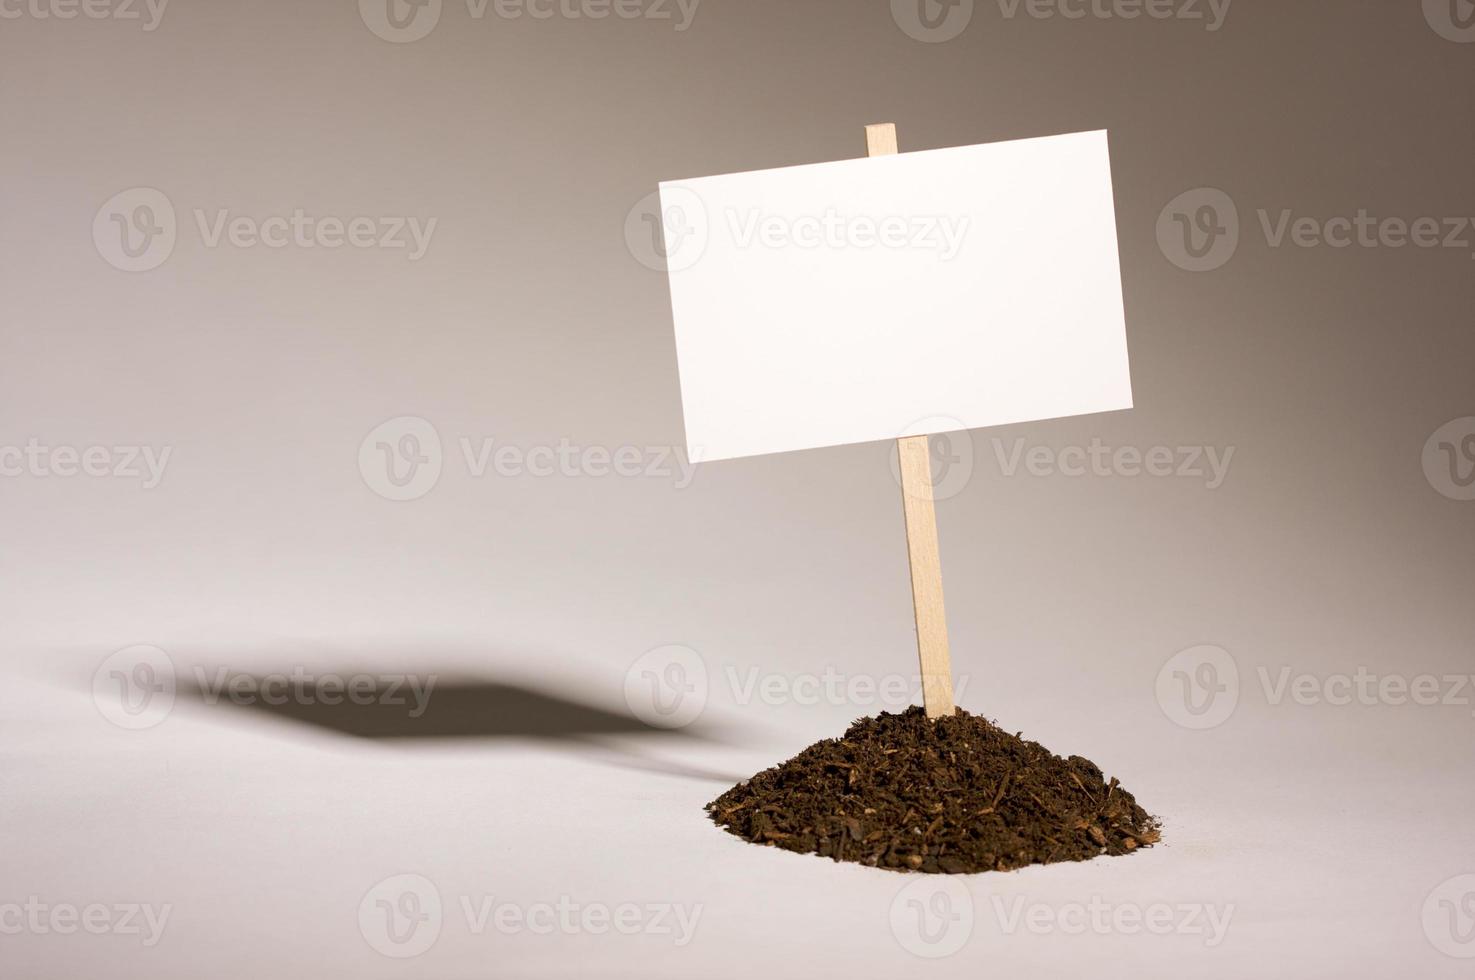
xmin=2 ymin=1 xmax=1473 ymax=977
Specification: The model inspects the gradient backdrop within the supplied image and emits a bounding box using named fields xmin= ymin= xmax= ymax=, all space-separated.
xmin=2 ymin=1 xmax=1473 ymax=977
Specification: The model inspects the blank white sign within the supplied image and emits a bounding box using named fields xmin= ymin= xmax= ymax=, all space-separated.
xmin=658 ymin=129 xmax=1132 ymax=463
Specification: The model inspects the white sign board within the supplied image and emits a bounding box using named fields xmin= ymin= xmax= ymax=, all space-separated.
xmin=659 ymin=129 xmax=1132 ymax=463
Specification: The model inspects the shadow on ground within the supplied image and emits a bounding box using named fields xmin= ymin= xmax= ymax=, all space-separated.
xmin=175 ymin=672 xmax=745 ymax=783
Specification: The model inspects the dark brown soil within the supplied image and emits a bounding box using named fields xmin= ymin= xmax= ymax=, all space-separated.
xmin=707 ymin=706 xmax=1160 ymax=873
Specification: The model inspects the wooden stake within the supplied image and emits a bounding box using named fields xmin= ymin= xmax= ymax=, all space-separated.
xmin=866 ymin=122 xmax=957 ymax=720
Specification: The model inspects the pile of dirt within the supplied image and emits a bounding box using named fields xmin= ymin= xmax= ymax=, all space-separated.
xmin=707 ymin=706 xmax=1159 ymax=873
